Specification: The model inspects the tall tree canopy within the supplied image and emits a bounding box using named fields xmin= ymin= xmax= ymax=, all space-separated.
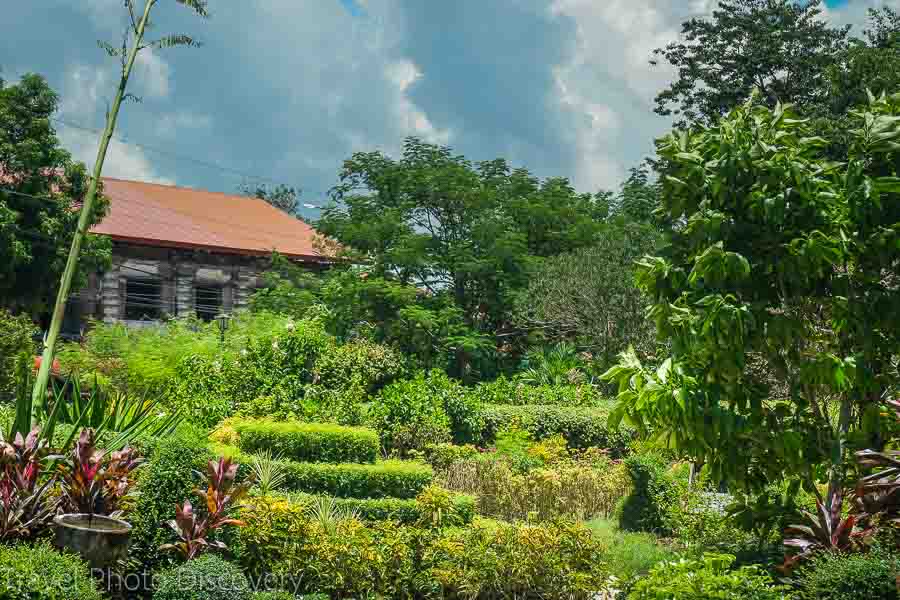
xmin=317 ymin=137 xmax=606 ymax=368
xmin=240 ymin=182 xmax=301 ymax=216
xmin=604 ymin=91 xmax=900 ymax=513
xmin=652 ymin=0 xmax=849 ymax=127
xmin=0 ymin=74 xmax=110 ymax=314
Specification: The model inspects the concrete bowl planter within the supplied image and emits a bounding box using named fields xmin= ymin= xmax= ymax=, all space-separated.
xmin=53 ymin=513 xmax=132 ymax=569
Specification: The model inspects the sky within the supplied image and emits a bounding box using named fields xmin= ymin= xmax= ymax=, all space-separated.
xmin=0 ymin=0 xmax=893 ymax=219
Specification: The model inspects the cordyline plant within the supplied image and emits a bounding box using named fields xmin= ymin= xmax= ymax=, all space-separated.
xmin=57 ymin=428 xmax=142 ymax=517
xmin=161 ymin=457 xmax=249 ymax=560
xmin=782 ymin=399 xmax=900 ymax=569
xmin=0 ymin=427 xmax=57 ymax=540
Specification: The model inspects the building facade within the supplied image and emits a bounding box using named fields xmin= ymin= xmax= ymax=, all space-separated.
xmin=64 ymin=177 xmax=324 ymax=333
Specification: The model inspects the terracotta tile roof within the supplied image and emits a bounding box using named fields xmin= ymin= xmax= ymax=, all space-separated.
xmin=91 ymin=177 xmax=322 ymax=260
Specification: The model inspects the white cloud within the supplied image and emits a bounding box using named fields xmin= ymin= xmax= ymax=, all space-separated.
xmin=134 ymin=49 xmax=170 ymax=99
xmin=57 ymin=65 xmax=174 ymax=185
xmin=386 ymin=59 xmax=451 ymax=145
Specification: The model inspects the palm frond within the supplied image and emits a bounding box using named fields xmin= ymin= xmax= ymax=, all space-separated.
xmin=176 ymin=0 xmax=210 ymax=18
xmin=249 ymin=449 xmax=287 ymax=495
xmin=97 ymin=40 xmax=122 ymax=57
xmin=143 ymin=34 xmax=203 ymax=50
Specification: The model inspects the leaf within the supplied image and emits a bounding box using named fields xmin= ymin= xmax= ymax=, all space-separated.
xmin=175 ymin=0 xmax=209 ymax=17
xmin=144 ymin=34 xmax=203 ymax=50
xmin=96 ymin=40 xmax=122 ymax=57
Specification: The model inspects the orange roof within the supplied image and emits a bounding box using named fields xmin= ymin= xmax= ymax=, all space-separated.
xmin=91 ymin=178 xmax=322 ymax=260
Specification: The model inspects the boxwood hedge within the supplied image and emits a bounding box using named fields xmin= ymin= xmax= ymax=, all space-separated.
xmin=233 ymin=418 xmax=379 ymax=464
xmin=280 ymin=490 xmax=476 ymax=525
xmin=216 ymin=444 xmax=433 ymax=499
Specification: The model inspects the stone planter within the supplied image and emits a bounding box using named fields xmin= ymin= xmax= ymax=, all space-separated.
xmin=53 ymin=514 xmax=132 ymax=569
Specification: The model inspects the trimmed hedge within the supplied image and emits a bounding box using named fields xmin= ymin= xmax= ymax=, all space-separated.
xmin=280 ymin=490 xmax=476 ymax=525
xmin=233 ymin=418 xmax=379 ymax=464
xmin=154 ymin=554 xmax=252 ymax=600
xmin=479 ymin=404 xmax=632 ymax=454
xmin=0 ymin=542 xmax=102 ymax=600
xmin=473 ymin=378 xmax=610 ymax=407
xmin=217 ymin=444 xmax=433 ymax=499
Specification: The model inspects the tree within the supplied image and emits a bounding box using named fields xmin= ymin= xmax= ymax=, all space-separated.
xmin=0 ymin=74 xmax=111 ymax=314
xmin=652 ymin=0 xmax=849 ymax=127
xmin=239 ymin=182 xmax=300 ymax=215
xmin=603 ymin=92 xmax=900 ymax=518
xmin=515 ymin=220 xmax=660 ymax=370
xmin=33 ymin=0 xmax=208 ymax=414
xmin=317 ymin=137 xmax=605 ymax=376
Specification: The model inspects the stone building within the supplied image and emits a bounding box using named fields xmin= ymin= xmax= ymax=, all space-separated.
xmin=64 ymin=177 xmax=325 ymax=333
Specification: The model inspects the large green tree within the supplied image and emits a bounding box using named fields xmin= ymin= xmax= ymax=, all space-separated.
xmin=0 ymin=73 xmax=111 ymax=314
xmin=603 ymin=92 xmax=900 ymax=515
xmin=317 ymin=137 xmax=606 ymax=376
xmin=652 ymin=0 xmax=849 ymax=127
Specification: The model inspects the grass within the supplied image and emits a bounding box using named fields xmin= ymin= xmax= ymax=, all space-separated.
xmin=587 ymin=517 xmax=675 ymax=583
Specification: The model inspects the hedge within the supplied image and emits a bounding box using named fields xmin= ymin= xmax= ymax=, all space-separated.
xmin=0 ymin=542 xmax=102 ymax=600
xmin=216 ymin=444 xmax=433 ymax=499
xmin=473 ymin=378 xmax=612 ymax=407
xmin=279 ymin=490 xmax=476 ymax=525
xmin=233 ymin=418 xmax=379 ymax=464
xmin=479 ymin=404 xmax=632 ymax=454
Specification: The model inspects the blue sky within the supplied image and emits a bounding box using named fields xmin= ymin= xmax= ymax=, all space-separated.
xmin=0 ymin=1 xmax=889 ymax=219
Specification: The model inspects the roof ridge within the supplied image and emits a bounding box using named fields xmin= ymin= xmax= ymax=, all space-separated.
xmin=102 ymin=176 xmax=273 ymax=205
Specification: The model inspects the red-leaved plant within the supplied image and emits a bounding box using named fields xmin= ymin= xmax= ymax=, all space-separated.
xmin=161 ymin=457 xmax=249 ymax=560
xmin=0 ymin=427 xmax=58 ymax=540
xmin=57 ymin=428 xmax=142 ymax=517
xmin=783 ymin=399 xmax=900 ymax=569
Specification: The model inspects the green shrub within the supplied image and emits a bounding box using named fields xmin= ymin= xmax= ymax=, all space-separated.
xmin=0 ymin=542 xmax=102 ymax=600
xmin=441 ymin=455 xmax=630 ymax=522
xmin=233 ymin=418 xmax=379 ymax=464
xmin=627 ymin=553 xmax=788 ymax=600
xmin=370 ymin=371 xmax=454 ymax=454
xmin=793 ymin=549 xmax=900 ymax=600
xmin=474 ymin=377 xmax=609 ymax=407
xmin=0 ymin=309 xmax=35 ymax=403
xmin=618 ymin=453 xmax=678 ymax=534
xmin=154 ymin=554 xmax=252 ymax=600
xmin=217 ymin=444 xmax=433 ymax=499
xmin=252 ymin=593 xmax=328 ymax=600
xmin=588 ymin=518 xmax=676 ymax=585
xmin=479 ymin=404 xmax=632 ymax=453
xmin=280 ymin=490 xmax=475 ymax=525
xmin=238 ymin=497 xmax=608 ymax=599
xmin=130 ymin=427 xmax=214 ymax=569
xmin=312 ymin=338 xmax=405 ymax=395
xmin=422 ymin=442 xmax=479 ymax=470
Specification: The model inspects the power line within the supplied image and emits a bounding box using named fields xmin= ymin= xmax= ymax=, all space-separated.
xmin=51 ymin=116 xmax=332 ymax=204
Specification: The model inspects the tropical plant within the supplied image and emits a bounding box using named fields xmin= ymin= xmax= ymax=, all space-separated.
xmin=161 ymin=457 xmax=249 ymax=560
xmin=602 ymin=91 xmax=900 ymax=526
xmin=304 ymin=495 xmax=359 ymax=536
xmin=0 ymin=426 xmax=57 ymax=540
xmin=57 ymin=428 xmax=142 ymax=517
xmin=518 ymin=342 xmax=587 ymax=386
xmin=249 ymin=449 xmax=286 ymax=496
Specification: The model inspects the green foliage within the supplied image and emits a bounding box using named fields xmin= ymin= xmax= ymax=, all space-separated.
xmin=440 ymin=453 xmax=631 ymax=522
xmin=312 ymin=337 xmax=405 ymax=396
xmin=473 ymin=376 xmax=608 ymax=406
xmin=588 ymin=518 xmax=676 ymax=586
xmin=651 ymin=0 xmax=849 ymax=127
xmin=232 ymin=418 xmax=379 ymax=464
xmin=370 ymin=371 xmax=454 ymax=454
xmin=153 ymin=554 xmax=252 ymax=600
xmin=602 ymin=92 xmax=900 ymax=509
xmin=515 ymin=220 xmax=661 ymax=370
xmin=793 ymin=549 xmax=900 ymax=600
xmin=129 ymin=427 xmax=213 ymax=569
xmin=0 ymin=310 xmax=34 ymax=402
xmin=238 ymin=496 xmax=608 ymax=599
xmin=279 ymin=489 xmax=475 ymax=525
xmin=479 ymin=403 xmax=631 ymax=453
xmin=217 ymin=444 xmax=433 ymax=499
xmin=627 ymin=553 xmax=789 ymax=600
xmin=318 ymin=137 xmax=607 ymax=379
xmin=0 ymin=73 xmax=111 ymax=314
xmin=422 ymin=442 xmax=479 ymax=470
xmin=618 ymin=453 xmax=679 ymax=534
xmin=0 ymin=542 xmax=102 ymax=600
